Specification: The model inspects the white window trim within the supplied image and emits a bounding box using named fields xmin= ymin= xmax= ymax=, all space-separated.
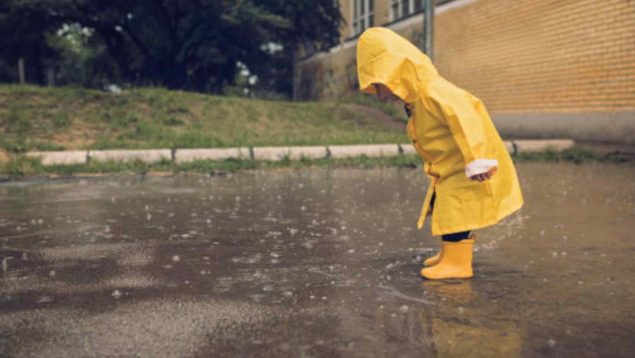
xmin=390 ymin=0 xmax=423 ymax=21
xmin=351 ymin=0 xmax=375 ymax=36
xmin=390 ymin=0 xmax=397 ymax=21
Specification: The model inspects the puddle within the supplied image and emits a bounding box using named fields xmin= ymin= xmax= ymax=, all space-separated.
xmin=1 ymin=163 xmax=634 ymax=357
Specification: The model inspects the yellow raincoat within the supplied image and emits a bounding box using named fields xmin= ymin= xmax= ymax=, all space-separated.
xmin=357 ymin=27 xmax=523 ymax=235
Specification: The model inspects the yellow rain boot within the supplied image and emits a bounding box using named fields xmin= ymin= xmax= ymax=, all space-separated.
xmin=423 ymin=246 xmax=443 ymax=267
xmin=425 ymin=235 xmax=476 ymax=267
xmin=420 ymin=238 xmax=474 ymax=280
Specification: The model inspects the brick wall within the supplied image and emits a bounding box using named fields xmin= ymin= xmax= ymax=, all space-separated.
xmin=435 ymin=0 xmax=635 ymax=114
xmin=299 ymin=0 xmax=635 ymax=115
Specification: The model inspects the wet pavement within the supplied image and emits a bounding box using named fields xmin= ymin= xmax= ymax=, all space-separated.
xmin=1 ymin=162 xmax=634 ymax=357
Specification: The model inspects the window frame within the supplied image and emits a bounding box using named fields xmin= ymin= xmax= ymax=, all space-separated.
xmin=351 ymin=0 xmax=375 ymax=36
xmin=390 ymin=0 xmax=425 ymax=21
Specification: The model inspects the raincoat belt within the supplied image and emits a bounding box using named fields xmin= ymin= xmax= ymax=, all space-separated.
xmin=418 ymin=175 xmax=437 ymax=230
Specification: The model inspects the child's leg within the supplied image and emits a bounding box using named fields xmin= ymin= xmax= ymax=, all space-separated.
xmin=424 ymin=193 xmax=470 ymax=266
xmin=442 ymin=231 xmax=471 ymax=242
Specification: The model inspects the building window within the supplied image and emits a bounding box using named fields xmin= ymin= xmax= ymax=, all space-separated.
xmin=353 ymin=0 xmax=374 ymax=35
xmin=391 ymin=0 xmax=424 ymax=21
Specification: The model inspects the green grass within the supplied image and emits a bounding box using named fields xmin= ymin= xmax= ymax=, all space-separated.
xmin=1 ymin=85 xmax=632 ymax=180
xmin=0 ymin=85 xmax=408 ymax=153
xmin=512 ymin=146 xmax=635 ymax=164
xmin=337 ymin=92 xmax=405 ymax=123
xmin=2 ymin=146 xmax=632 ymax=181
xmin=0 ymin=154 xmax=421 ymax=179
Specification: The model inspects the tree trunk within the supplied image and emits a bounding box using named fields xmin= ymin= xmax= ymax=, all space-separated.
xmin=291 ymin=46 xmax=298 ymax=101
xmin=18 ymin=58 xmax=25 ymax=85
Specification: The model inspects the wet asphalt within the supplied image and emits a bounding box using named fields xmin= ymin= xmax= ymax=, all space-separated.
xmin=1 ymin=162 xmax=634 ymax=357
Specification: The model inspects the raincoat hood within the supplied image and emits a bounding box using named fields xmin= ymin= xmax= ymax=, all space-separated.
xmin=357 ymin=27 xmax=438 ymax=103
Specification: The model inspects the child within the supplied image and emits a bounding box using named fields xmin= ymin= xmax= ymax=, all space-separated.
xmin=356 ymin=27 xmax=524 ymax=280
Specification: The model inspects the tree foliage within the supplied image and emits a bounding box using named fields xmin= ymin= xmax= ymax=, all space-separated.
xmin=0 ymin=0 xmax=62 ymax=83
xmin=0 ymin=0 xmax=343 ymax=95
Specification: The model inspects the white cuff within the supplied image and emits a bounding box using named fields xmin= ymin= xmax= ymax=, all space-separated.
xmin=465 ymin=159 xmax=498 ymax=178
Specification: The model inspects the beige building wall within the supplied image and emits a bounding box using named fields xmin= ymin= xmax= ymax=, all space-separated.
xmin=434 ymin=0 xmax=635 ymax=114
xmin=339 ymin=0 xmax=353 ymax=40
xmin=375 ymin=0 xmax=392 ymax=27
xmin=298 ymin=0 xmax=635 ymax=143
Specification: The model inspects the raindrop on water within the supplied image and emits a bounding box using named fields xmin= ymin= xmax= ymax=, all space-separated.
xmin=38 ymin=296 xmax=53 ymax=304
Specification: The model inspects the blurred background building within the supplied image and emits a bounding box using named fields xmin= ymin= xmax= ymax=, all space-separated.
xmin=296 ymin=0 xmax=635 ymax=144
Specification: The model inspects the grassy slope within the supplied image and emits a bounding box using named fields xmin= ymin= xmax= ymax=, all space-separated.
xmin=2 ymin=85 xmax=633 ymax=179
xmin=0 ymin=85 xmax=407 ymax=152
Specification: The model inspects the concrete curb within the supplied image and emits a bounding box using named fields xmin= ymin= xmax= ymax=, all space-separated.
xmin=399 ymin=144 xmax=417 ymax=155
xmin=175 ymin=148 xmax=250 ymax=163
xmin=26 ymin=151 xmax=88 ymax=166
xmin=20 ymin=139 xmax=575 ymax=166
xmin=252 ymin=146 xmax=329 ymax=161
xmin=511 ymin=139 xmax=574 ymax=154
xmin=88 ymin=149 xmax=172 ymax=163
xmin=328 ymin=144 xmax=400 ymax=159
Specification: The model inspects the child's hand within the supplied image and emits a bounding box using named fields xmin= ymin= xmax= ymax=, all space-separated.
xmin=469 ymin=167 xmax=497 ymax=182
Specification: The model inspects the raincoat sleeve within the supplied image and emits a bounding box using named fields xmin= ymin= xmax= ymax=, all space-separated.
xmin=427 ymin=78 xmax=498 ymax=176
xmin=465 ymin=159 xmax=498 ymax=177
